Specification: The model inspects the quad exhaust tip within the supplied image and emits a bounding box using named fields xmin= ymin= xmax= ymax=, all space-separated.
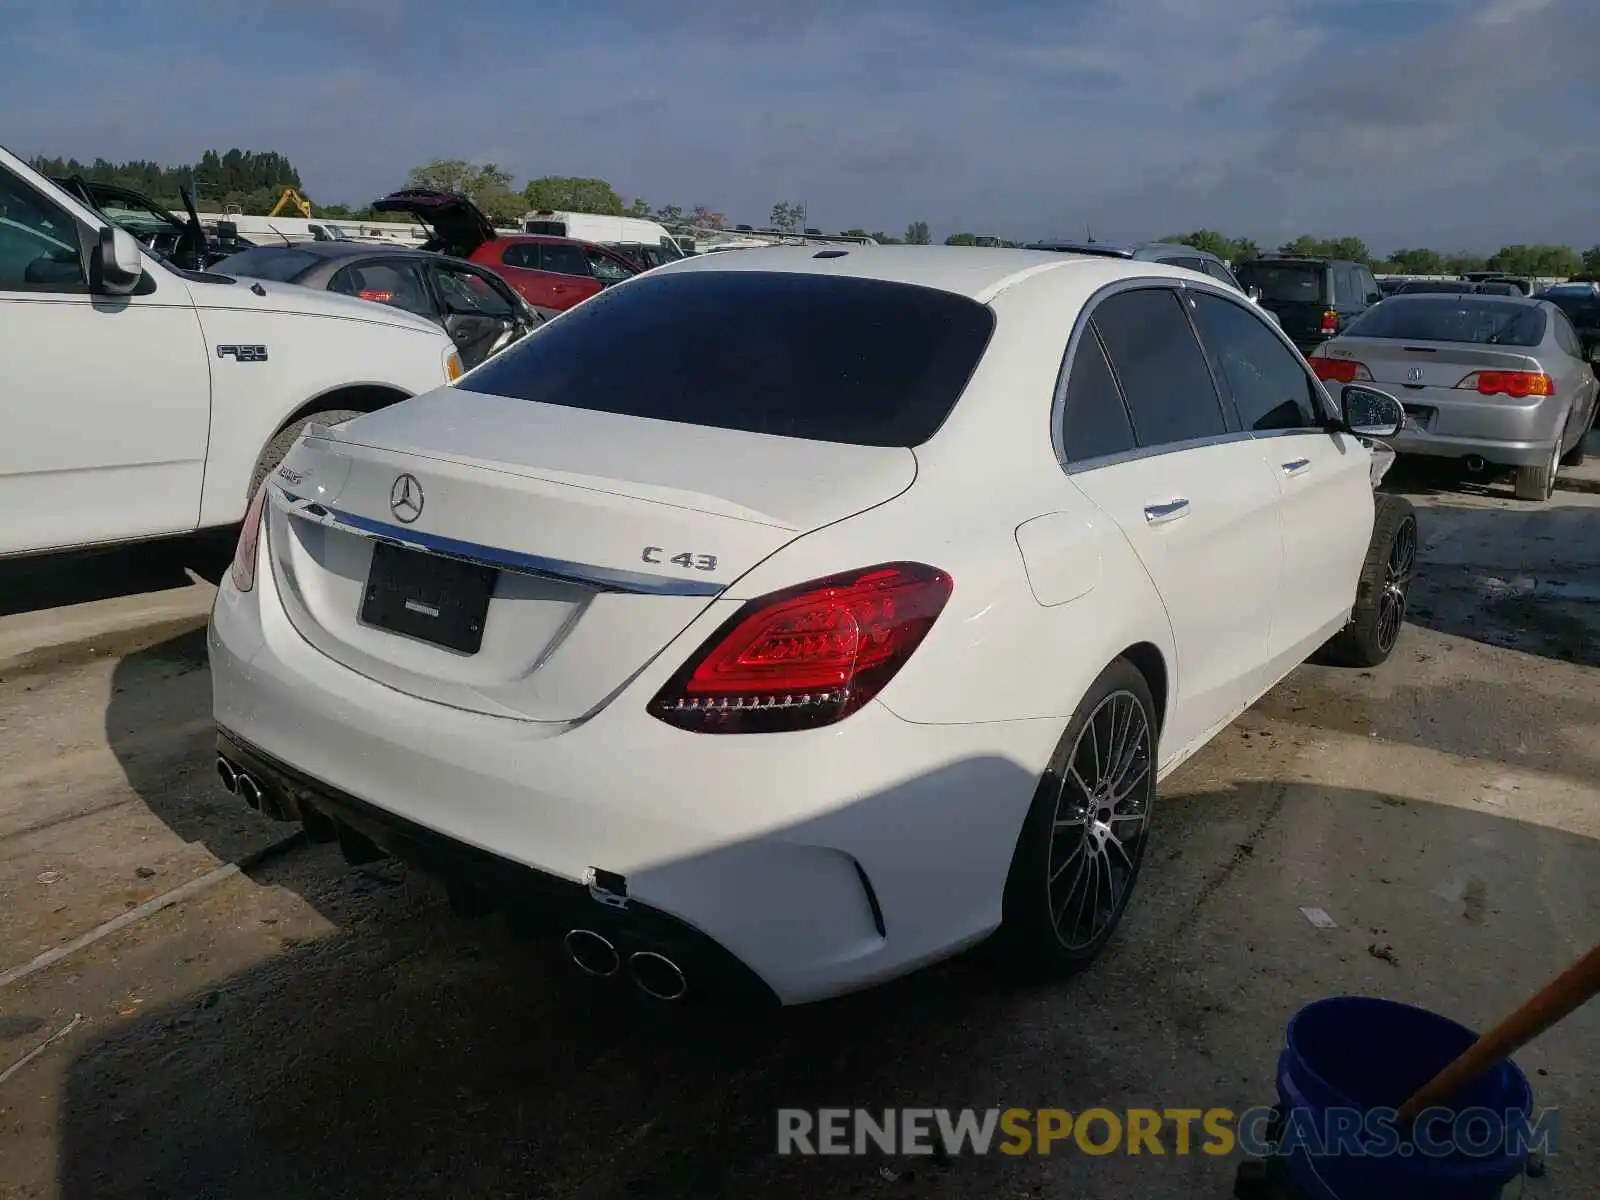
xmin=628 ymin=951 xmax=688 ymax=1001
xmin=237 ymin=773 xmax=263 ymax=810
xmin=216 ymin=755 xmax=239 ymax=794
xmin=564 ymin=929 xmax=621 ymax=978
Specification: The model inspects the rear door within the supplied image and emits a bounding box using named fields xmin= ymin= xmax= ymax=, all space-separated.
xmin=428 ymin=260 xmax=521 ymax=368
xmin=491 ymin=241 xmax=597 ymax=311
xmin=1060 ymin=285 xmax=1285 ymax=757
xmin=1187 ymin=289 xmax=1373 ymax=677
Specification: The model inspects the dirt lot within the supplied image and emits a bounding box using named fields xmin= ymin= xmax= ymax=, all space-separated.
xmin=2 ymin=447 xmax=1598 ymax=1200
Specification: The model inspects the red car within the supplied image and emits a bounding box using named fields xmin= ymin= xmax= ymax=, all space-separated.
xmin=373 ymin=189 xmax=641 ymax=318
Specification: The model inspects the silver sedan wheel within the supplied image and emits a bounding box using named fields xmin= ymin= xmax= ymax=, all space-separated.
xmin=1046 ymin=690 xmax=1154 ymax=951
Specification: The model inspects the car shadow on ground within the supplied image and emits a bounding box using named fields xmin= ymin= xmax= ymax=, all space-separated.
xmin=0 ymin=532 xmax=231 ymax=618
xmin=49 ymin=780 xmax=1600 ymax=1200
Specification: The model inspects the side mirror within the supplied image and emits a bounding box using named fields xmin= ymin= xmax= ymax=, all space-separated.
xmin=1341 ymin=384 xmax=1404 ymax=439
xmin=1245 ymin=285 xmax=1263 ymax=303
xmin=94 ymin=226 xmax=144 ymax=294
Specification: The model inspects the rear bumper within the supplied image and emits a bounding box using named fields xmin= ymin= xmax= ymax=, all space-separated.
xmin=215 ymin=727 xmax=781 ymax=1005
xmin=1388 ymin=389 xmax=1567 ymax=467
xmin=208 ymin=544 xmax=1061 ymax=1005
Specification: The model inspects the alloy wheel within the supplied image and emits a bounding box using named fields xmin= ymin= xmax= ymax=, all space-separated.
xmin=1046 ymin=690 xmax=1154 ymax=951
xmin=1377 ymin=515 xmax=1417 ymax=654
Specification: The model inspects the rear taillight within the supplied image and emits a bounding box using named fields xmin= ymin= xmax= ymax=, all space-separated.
xmin=1309 ymin=357 xmax=1372 ymax=384
xmin=1454 ymin=370 xmax=1553 ymax=398
xmin=649 ymin=562 xmax=953 ymax=734
xmin=231 ymin=482 xmax=270 ymax=592
xmin=1320 ymin=309 xmax=1339 ymax=335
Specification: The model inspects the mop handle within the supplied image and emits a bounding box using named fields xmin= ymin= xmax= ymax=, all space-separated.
xmin=1397 ymin=941 xmax=1600 ymax=1124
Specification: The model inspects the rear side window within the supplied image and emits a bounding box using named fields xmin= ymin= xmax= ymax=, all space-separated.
xmin=329 ymin=260 xmax=435 ymax=317
xmin=500 ymin=243 xmax=541 ymax=270
xmin=1059 ymin=330 xmax=1136 ymax=462
xmin=214 ymin=246 xmax=319 ymax=282
xmin=1201 ymin=260 xmax=1237 ymax=288
xmin=1236 ymin=262 xmax=1327 ymax=305
xmin=1550 ymin=310 xmax=1583 ymax=358
xmin=1090 ymin=288 xmax=1228 ymax=448
xmin=538 ymin=243 xmax=591 ymax=277
xmin=461 ymin=270 xmax=996 ymax=446
xmin=1342 ymin=298 xmax=1546 ymax=347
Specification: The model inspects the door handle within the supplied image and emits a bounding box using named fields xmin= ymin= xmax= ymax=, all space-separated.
xmin=1143 ymin=498 xmax=1190 ymax=525
xmin=1281 ymin=457 xmax=1312 ymax=475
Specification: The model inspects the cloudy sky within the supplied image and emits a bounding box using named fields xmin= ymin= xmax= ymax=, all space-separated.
xmin=5 ymin=0 xmax=1597 ymax=253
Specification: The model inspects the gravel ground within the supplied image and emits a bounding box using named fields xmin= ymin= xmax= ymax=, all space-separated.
xmin=2 ymin=444 xmax=1597 ymax=1200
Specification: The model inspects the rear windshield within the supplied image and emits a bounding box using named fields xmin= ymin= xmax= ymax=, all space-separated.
xmin=1235 ymin=262 xmax=1326 ymax=304
xmin=213 ymin=246 xmax=319 ymax=282
xmin=1399 ymin=280 xmax=1476 ymax=294
xmin=1342 ymin=298 xmax=1546 ymax=347
xmin=461 ymin=270 xmax=996 ymax=446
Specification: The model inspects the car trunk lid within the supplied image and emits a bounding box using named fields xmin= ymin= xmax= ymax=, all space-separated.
xmin=265 ymin=391 xmax=918 ymax=723
xmin=1321 ymin=338 xmax=1545 ymax=390
xmin=372 ymin=188 xmax=497 ymax=257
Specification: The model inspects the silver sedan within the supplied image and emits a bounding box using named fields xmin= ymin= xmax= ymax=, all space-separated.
xmin=1306 ymin=293 xmax=1599 ymax=501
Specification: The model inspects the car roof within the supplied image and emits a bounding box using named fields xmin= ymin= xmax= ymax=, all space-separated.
xmin=1381 ymin=291 xmax=1543 ymax=307
xmin=649 ymin=244 xmax=1201 ymax=302
xmin=244 ymin=241 xmax=436 ymax=261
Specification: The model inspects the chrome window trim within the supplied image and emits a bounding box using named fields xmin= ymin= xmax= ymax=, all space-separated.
xmin=1051 ymin=275 xmax=1338 ymax=476
xmin=271 ymin=488 xmax=726 ymax=598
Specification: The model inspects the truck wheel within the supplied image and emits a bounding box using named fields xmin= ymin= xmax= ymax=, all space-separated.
xmin=994 ymin=657 xmax=1157 ymax=979
xmin=1513 ymin=439 xmax=1560 ymax=502
xmin=248 ymin=409 xmax=363 ymax=499
xmin=1315 ymin=494 xmax=1417 ymax=669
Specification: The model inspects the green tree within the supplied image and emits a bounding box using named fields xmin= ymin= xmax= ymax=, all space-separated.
xmin=1582 ymin=245 xmax=1600 ymax=276
xmin=870 ymin=231 xmax=901 ymax=244
xmin=522 ymin=176 xmax=626 ymax=215
xmin=1390 ymin=247 xmax=1444 ymax=275
xmin=944 ymin=232 xmax=977 ymax=246
xmin=1231 ymin=238 xmax=1261 ymax=263
xmin=904 ymin=220 xmax=931 ymax=245
xmin=769 ymin=201 xmax=803 ymax=233
xmin=690 ymin=205 xmax=721 ymax=230
xmin=654 ymin=203 xmax=685 ymax=230
xmin=1442 ymin=251 xmax=1487 ymax=275
xmin=1164 ymin=230 xmax=1236 ymax=260
xmin=32 ymin=147 xmax=307 ymax=213
xmin=1278 ymin=234 xmax=1325 ymax=257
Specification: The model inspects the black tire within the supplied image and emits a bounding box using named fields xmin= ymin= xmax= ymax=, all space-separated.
xmin=1315 ymin=493 xmax=1417 ymax=668
xmin=1513 ymin=438 xmax=1560 ymax=502
xmin=247 ymin=409 xmax=363 ymax=499
xmin=1560 ymin=432 xmax=1587 ymax=468
xmin=994 ymin=657 xmax=1158 ymax=979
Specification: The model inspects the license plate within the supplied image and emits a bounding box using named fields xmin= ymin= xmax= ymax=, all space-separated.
xmin=359 ymin=541 xmax=497 ymax=654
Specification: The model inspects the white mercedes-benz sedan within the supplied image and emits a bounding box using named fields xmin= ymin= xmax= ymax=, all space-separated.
xmin=209 ymin=246 xmax=1415 ymax=1007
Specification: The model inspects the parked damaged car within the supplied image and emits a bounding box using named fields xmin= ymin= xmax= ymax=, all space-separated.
xmin=213 ymin=241 xmax=543 ymax=370
xmin=372 ymin=188 xmax=642 ymax=317
xmin=49 ymin=175 xmax=248 ymax=270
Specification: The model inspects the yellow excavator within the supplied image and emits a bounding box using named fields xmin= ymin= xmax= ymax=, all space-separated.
xmin=267 ymin=187 xmax=312 ymax=218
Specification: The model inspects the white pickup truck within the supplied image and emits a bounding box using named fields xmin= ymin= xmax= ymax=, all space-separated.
xmin=0 ymin=146 xmax=463 ymax=559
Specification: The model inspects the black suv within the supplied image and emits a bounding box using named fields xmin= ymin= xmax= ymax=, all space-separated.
xmin=1234 ymin=257 xmax=1383 ymax=353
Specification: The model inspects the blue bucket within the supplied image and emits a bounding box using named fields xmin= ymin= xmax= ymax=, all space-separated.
xmin=1275 ymin=996 xmax=1534 ymax=1200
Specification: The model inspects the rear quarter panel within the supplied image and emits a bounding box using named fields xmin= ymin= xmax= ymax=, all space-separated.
xmin=191 ymin=306 xmax=451 ymax=526
xmin=707 ymin=264 xmax=1178 ymax=731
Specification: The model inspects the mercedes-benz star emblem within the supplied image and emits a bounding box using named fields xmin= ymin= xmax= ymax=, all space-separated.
xmin=389 ymin=473 xmax=424 ymax=524
xmin=1407 ymin=366 xmax=1424 ymax=383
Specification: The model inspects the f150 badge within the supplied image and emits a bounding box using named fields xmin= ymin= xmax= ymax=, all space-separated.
xmin=216 ymin=344 xmax=269 ymax=362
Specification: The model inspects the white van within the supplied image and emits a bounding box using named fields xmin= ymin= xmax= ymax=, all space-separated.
xmin=521 ymin=210 xmax=685 ymax=262
xmin=0 ymin=146 xmax=462 ymax=558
